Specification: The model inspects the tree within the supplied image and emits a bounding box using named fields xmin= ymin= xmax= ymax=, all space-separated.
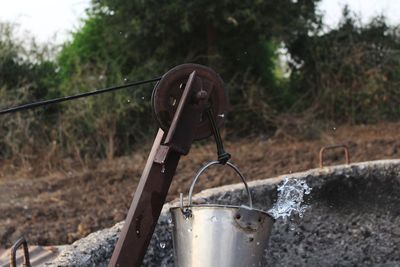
xmin=0 ymin=22 xmax=60 ymax=168
xmin=56 ymin=0 xmax=322 ymax=149
xmin=288 ymin=8 xmax=400 ymax=123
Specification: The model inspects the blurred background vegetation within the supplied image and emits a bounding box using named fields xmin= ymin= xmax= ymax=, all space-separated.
xmin=0 ymin=0 xmax=399 ymax=174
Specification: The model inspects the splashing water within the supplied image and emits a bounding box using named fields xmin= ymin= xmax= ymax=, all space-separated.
xmin=159 ymin=242 xmax=166 ymax=249
xmin=268 ymin=178 xmax=311 ymax=221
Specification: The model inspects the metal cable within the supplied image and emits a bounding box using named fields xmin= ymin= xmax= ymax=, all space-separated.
xmin=0 ymin=76 xmax=162 ymax=115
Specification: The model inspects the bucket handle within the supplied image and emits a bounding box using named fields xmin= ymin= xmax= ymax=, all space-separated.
xmin=187 ymin=161 xmax=253 ymax=208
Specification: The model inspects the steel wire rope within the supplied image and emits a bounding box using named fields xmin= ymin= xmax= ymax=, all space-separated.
xmin=0 ymin=76 xmax=162 ymax=115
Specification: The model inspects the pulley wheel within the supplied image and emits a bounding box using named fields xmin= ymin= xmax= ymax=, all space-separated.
xmin=152 ymin=64 xmax=228 ymax=140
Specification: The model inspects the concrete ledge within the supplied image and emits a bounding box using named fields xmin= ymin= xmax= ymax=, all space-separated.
xmin=48 ymin=159 xmax=400 ymax=266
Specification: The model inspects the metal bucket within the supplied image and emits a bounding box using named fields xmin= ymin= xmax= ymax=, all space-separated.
xmin=170 ymin=161 xmax=274 ymax=267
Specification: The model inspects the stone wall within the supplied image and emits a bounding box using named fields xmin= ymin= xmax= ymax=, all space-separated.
xmin=48 ymin=160 xmax=400 ymax=266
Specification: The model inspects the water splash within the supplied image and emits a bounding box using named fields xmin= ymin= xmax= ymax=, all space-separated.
xmin=159 ymin=242 xmax=166 ymax=249
xmin=267 ymin=178 xmax=311 ymax=221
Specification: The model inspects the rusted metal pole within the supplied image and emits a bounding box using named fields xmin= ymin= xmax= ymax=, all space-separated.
xmin=108 ymin=128 xmax=179 ymax=266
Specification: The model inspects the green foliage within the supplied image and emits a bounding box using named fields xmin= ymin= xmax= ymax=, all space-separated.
xmin=288 ymin=9 xmax=400 ymax=123
xmin=0 ymin=22 xmax=60 ymax=166
xmin=63 ymin=0 xmax=320 ymax=78
xmin=52 ymin=0 xmax=321 ymax=159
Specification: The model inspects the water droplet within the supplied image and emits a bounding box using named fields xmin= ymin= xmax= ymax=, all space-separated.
xmin=124 ymin=77 xmax=128 ymax=82
xmin=127 ymin=99 xmax=131 ymax=103
xmin=159 ymin=242 xmax=166 ymax=249
xmin=210 ymin=216 xmax=218 ymax=222
xmin=161 ymin=165 xmax=166 ymax=173
xmin=141 ymin=96 xmax=145 ymax=100
xmin=136 ymin=230 xmax=140 ymax=235
xmin=188 ymin=228 xmax=192 ymax=233
xmin=267 ymin=178 xmax=312 ymax=220
xmin=332 ymin=127 xmax=336 ymax=131
xmin=304 ymin=184 xmax=311 ymax=194
xmin=218 ymin=114 xmax=225 ymax=118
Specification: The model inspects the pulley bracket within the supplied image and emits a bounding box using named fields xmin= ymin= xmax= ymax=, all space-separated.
xmin=109 ymin=64 xmax=229 ymax=267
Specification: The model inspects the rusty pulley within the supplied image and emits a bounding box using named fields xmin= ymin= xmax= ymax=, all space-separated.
xmin=152 ymin=63 xmax=228 ymax=140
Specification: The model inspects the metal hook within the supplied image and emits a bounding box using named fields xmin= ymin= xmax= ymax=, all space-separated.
xmin=319 ymin=144 xmax=350 ymax=168
xmin=9 ymin=237 xmax=31 ymax=267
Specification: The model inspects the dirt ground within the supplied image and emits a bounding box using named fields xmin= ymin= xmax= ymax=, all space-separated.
xmin=0 ymin=122 xmax=399 ymax=248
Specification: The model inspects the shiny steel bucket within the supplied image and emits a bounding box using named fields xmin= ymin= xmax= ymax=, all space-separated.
xmin=170 ymin=161 xmax=274 ymax=267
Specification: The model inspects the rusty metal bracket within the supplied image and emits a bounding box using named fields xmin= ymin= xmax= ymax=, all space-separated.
xmin=9 ymin=237 xmax=31 ymax=267
xmin=319 ymin=144 xmax=350 ymax=168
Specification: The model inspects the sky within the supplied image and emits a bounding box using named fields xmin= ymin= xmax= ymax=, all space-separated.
xmin=0 ymin=0 xmax=400 ymax=44
xmin=0 ymin=0 xmax=91 ymax=44
xmin=319 ymin=0 xmax=400 ymax=27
